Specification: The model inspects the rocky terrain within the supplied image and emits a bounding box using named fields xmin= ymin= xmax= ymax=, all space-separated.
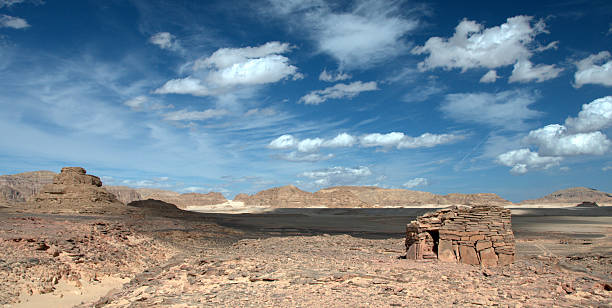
xmin=0 ymin=171 xmax=55 ymax=203
xmin=521 ymin=187 xmax=612 ymax=205
xmin=235 ymin=185 xmax=512 ymax=208
xmin=0 ymin=167 xmax=610 ymax=307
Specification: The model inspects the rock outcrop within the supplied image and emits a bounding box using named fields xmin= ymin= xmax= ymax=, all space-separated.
xmin=236 ymin=185 xmax=512 ymax=208
xmin=576 ymin=201 xmax=599 ymax=208
xmin=520 ymin=187 xmax=612 ymax=205
xmin=104 ymin=186 xmax=143 ymax=204
xmin=0 ymin=170 xmax=55 ymax=203
xmin=33 ymin=167 xmax=121 ymax=209
xmin=405 ymin=205 xmax=515 ymax=266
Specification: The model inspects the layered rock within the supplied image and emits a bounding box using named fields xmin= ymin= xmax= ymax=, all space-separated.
xmin=237 ymin=185 xmax=314 ymax=207
xmin=405 ymin=205 xmax=515 ymax=266
xmin=0 ymin=170 xmax=55 ymax=202
xmin=33 ymin=167 xmax=120 ymax=207
xmin=520 ymin=187 xmax=612 ymax=205
xmin=104 ymin=186 xmax=142 ymax=204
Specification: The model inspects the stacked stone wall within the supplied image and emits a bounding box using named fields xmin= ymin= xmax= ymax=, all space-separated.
xmin=406 ymin=205 xmax=515 ymax=266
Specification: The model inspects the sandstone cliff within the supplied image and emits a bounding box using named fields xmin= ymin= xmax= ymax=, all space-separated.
xmin=520 ymin=187 xmax=612 ymax=204
xmin=0 ymin=170 xmax=55 ymax=203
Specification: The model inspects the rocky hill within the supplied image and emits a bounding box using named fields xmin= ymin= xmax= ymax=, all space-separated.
xmin=235 ymin=185 xmax=512 ymax=208
xmin=520 ymin=187 xmax=612 ymax=204
xmin=104 ymin=186 xmax=227 ymax=209
xmin=0 ymin=170 xmax=55 ymax=203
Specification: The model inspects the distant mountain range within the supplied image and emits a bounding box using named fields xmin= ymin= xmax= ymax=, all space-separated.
xmin=1 ymin=170 xmax=611 ymax=207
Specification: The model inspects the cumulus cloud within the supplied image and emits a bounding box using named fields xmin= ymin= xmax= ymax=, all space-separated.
xmin=573 ymin=51 xmax=612 ymax=88
xmin=162 ymin=109 xmax=228 ymax=121
xmin=496 ymin=96 xmax=612 ymax=174
xmin=268 ymin=134 xmax=298 ymax=150
xmin=299 ymin=166 xmax=372 ymax=187
xmin=155 ymin=41 xmax=301 ymax=97
xmin=479 ymin=70 xmax=499 ymax=83
xmin=319 ymin=69 xmax=351 ymax=82
xmin=323 ymin=132 xmax=356 ymax=148
xmin=525 ymin=124 xmax=611 ymax=156
xmin=299 ymin=81 xmax=378 ymax=105
xmin=441 ymin=90 xmax=542 ymax=130
xmin=496 ymin=148 xmax=562 ymax=175
xmin=565 ymin=96 xmax=612 ymax=133
xmin=0 ymin=15 xmax=29 ymax=29
xmin=413 ymin=15 xmax=560 ymax=83
xmin=267 ymin=0 xmax=419 ymax=69
xmin=149 ymin=32 xmax=181 ymax=51
xmin=403 ymin=177 xmax=428 ymax=189
xmin=509 ymin=60 xmax=563 ymax=83
xmin=269 ymin=131 xmax=462 ymax=160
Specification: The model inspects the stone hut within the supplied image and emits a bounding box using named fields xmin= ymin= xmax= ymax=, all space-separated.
xmin=405 ymin=205 xmax=515 ymax=266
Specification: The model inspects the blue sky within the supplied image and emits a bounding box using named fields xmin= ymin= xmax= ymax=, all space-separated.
xmin=0 ymin=0 xmax=611 ymax=202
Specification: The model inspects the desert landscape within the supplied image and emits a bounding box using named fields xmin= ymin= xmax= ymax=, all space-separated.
xmin=0 ymin=167 xmax=610 ymax=307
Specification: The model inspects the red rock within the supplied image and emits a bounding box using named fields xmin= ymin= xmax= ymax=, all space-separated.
xmin=476 ymin=240 xmax=492 ymax=251
xmin=437 ymin=240 xmax=456 ymax=263
xmin=498 ymin=253 xmax=514 ymax=265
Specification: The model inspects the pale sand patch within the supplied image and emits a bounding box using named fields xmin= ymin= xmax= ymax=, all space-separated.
xmin=11 ymin=276 xmax=129 ymax=308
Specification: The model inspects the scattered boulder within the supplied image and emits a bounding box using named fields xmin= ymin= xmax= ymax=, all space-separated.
xmin=576 ymin=201 xmax=599 ymax=207
xmin=405 ymin=205 xmax=515 ymax=266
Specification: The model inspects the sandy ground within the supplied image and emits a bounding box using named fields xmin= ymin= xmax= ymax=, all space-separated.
xmin=1 ymin=205 xmax=611 ymax=307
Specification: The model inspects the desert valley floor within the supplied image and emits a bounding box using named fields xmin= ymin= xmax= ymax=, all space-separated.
xmin=1 ymin=205 xmax=611 ymax=307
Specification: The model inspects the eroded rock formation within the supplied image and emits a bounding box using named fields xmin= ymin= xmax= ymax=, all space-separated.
xmin=103 ymin=186 xmax=228 ymax=208
xmin=405 ymin=205 xmax=515 ymax=266
xmin=33 ymin=167 xmax=120 ymax=207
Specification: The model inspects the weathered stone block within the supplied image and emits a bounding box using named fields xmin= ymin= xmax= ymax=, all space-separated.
xmin=459 ymin=245 xmax=479 ymax=265
xmin=476 ymin=240 xmax=492 ymax=251
xmin=437 ymin=240 xmax=456 ymax=262
xmin=479 ymin=248 xmax=498 ymax=267
xmin=498 ymin=253 xmax=514 ymax=265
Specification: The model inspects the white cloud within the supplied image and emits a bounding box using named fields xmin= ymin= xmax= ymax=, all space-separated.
xmin=162 ymin=109 xmax=228 ymax=121
xmin=509 ymin=60 xmax=563 ymax=83
xmin=299 ymin=81 xmax=378 ymax=105
xmin=525 ymin=124 xmax=611 ymax=156
xmin=496 ymin=148 xmax=562 ymax=175
xmin=319 ymin=69 xmax=351 ymax=82
xmin=479 ymin=70 xmax=499 ymax=83
xmin=297 ymin=138 xmax=324 ymax=153
xmin=268 ymin=134 xmax=298 ymax=150
xmin=154 ymin=77 xmax=210 ymax=96
xmin=574 ymin=51 xmax=612 ymax=88
xmin=360 ymin=132 xmax=463 ymax=149
xmin=360 ymin=132 xmax=405 ymax=147
xmin=323 ymin=132 xmax=356 ymax=148
xmin=441 ymin=90 xmax=542 ymax=130
xmin=267 ymin=0 xmax=419 ymax=69
xmin=0 ymin=14 xmax=29 ymax=29
xmin=398 ymin=133 xmax=464 ymax=149
xmin=155 ymin=42 xmax=301 ymax=97
xmin=413 ymin=15 xmax=560 ymax=83
xmin=195 ymin=41 xmax=291 ymax=70
xmin=149 ymin=32 xmax=181 ymax=51
xmin=403 ymin=177 xmax=428 ymax=188
xmin=300 ymin=166 xmax=372 ymax=187
xmin=564 ymin=96 xmax=612 ymax=133
xmin=603 ymin=164 xmax=612 ymax=171
xmin=496 ymin=96 xmax=612 ymax=174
